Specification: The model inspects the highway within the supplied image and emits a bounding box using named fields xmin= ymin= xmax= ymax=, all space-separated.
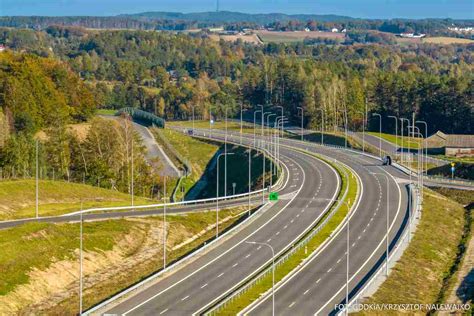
xmin=193 ymin=129 xmax=410 ymax=315
xmin=100 ymin=131 xmax=342 ymax=315
xmin=247 ymin=137 xmax=408 ymax=315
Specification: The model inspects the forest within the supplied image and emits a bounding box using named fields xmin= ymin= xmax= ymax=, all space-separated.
xmin=0 ymin=26 xmax=472 ymax=193
xmin=0 ymin=52 xmax=157 ymax=195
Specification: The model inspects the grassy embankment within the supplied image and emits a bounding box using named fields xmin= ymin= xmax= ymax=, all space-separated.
xmin=152 ymin=127 xmax=275 ymax=201
xmin=356 ymin=188 xmax=469 ymax=315
xmin=168 ymin=119 xmax=256 ymax=133
xmin=214 ymin=153 xmax=357 ymax=315
xmin=367 ymin=131 xmax=421 ymax=149
xmin=96 ymin=108 xmax=117 ymax=116
xmin=0 ymin=206 xmax=249 ymax=315
xmin=428 ymin=163 xmax=474 ymax=181
xmin=0 ymin=180 xmax=153 ymax=221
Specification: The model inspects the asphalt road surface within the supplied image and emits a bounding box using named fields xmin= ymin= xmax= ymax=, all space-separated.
xmin=102 ymin=131 xmax=341 ymax=315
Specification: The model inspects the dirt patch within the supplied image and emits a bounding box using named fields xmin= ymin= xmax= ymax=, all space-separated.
xmin=0 ymin=221 xmax=156 ymax=314
xmin=0 ymin=214 xmax=239 ymax=314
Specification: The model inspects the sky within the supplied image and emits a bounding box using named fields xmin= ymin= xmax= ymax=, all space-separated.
xmin=1 ymin=0 xmax=473 ymax=19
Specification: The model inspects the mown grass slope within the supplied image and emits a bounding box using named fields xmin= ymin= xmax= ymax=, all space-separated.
xmin=0 ymin=207 xmax=248 ymax=314
xmin=357 ymin=188 xmax=466 ymax=315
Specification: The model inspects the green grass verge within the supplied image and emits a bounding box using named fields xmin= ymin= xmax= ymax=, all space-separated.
xmin=153 ymin=127 xmax=275 ymax=201
xmin=168 ymin=120 xmax=256 ymax=133
xmin=432 ymin=155 xmax=474 ymax=164
xmin=431 ymin=187 xmax=474 ymax=206
xmin=0 ymin=207 xmax=247 ymax=314
xmin=213 ymin=153 xmax=358 ymax=315
xmin=288 ymin=131 xmax=348 ymax=147
xmin=356 ymin=188 xmax=467 ymax=315
xmin=0 ymin=179 xmax=153 ymax=221
xmin=368 ymin=132 xmax=421 ymax=149
xmin=96 ymin=109 xmax=117 ymax=116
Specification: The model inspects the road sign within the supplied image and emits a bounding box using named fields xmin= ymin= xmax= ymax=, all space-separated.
xmin=451 ymin=166 xmax=455 ymax=172
xmin=451 ymin=162 xmax=455 ymax=167
xmin=269 ymin=192 xmax=279 ymax=201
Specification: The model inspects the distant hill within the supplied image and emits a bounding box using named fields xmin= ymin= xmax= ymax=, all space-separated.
xmin=118 ymin=11 xmax=356 ymax=24
xmin=0 ymin=11 xmax=471 ymax=34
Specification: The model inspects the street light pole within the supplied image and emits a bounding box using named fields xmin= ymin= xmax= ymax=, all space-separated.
xmin=163 ymin=175 xmax=167 ymax=268
xmin=343 ymin=107 xmax=348 ymax=149
xmin=416 ymin=120 xmax=428 ymax=178
xmin=372 ymin=113 xmax=382 ymax=157
xmin=274 ymin=116 xmax=285 ymax=174
xmin=192 ymin=105 xmax=195 ymax=134
xmin=254 ymin=109 xmax=262 ymax=149
xmin=246 ymin=241 xmax=275 ymax=316
xmin=225 ymin=105 xmax=228 ymax=197
xmin=297 ymin=107 xmax=303 ymax=141
xmin=216 ymin=152 xmax=234 ymax=237
xmin=240 ymin=103 xmax=243 ymax=145
xmin=320 ymin=107 xmax=324 ymax=146
xmin=388 ymin=115 xmax=398 ymax=157
xmin=248 ymin=148 xmax=251 ymax=215
xmin=267 ymin=114 xmax=276 ymax=188
xmin=262 ymin=112 xmax=272 ymax=203
xmin=79 ymin=202 xmax=83 ymax=315
xmin=209 ymin=106 xmax=213 ymax=139
xmin=36 ymin=138 xmax=39 ymax=218
xmin=400 ymin=118 xmax=410 ymax=165
xmin=356 ymin=110 xmax=365 ymax=152
xmin=346 ymin=218 xmax=350 ymax=315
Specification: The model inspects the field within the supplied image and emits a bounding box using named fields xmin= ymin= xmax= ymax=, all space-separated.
xmin=256 ymin=30 xmax=345 ymax=43
xmin=0 ymin=179 xmax=153 ymax=220
xmin=0 ymin=207 xmax=248 ymax=314
xmin=209 ymin=34 xmax=262 ymax=44
xmin=423 ymin=37 xmax=474 ymax=45
xmin=357 ymin=189 xmax=467 ymax=314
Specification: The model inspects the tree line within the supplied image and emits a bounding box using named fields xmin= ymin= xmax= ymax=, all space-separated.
xmin=0 ymin=52 xmax=161 ymax=196
xmin=1 ymin=27 xmax=472 ymax=147
xmin=1 ymin=14 xmax=472 ymax=38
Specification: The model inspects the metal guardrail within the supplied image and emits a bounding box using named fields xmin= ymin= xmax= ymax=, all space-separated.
xmin=206 ymin=158 xmax=356 ymax=315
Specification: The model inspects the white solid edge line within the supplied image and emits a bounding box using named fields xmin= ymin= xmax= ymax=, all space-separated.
xmin=196 ymin=150 xmax=341 ymax=315
xmin=120 ymin=153 xmax=302 ymax=315
xmin=84 ymin=136 xmax=291 ymax=315
xmin=243 ymin=158 xmax=362 ymax=315
xmin=314 ymin=166 xmax=402 ymax=315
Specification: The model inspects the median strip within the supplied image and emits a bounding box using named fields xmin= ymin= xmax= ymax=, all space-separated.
xmin=206 ymin=152 xmax=360 ymax=315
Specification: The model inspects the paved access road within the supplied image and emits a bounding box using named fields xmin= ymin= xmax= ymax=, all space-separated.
xmin=0 ymin=195 xmax=268 ymax=230
xmin=101 ymin=131 xmax=341 ymax=315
